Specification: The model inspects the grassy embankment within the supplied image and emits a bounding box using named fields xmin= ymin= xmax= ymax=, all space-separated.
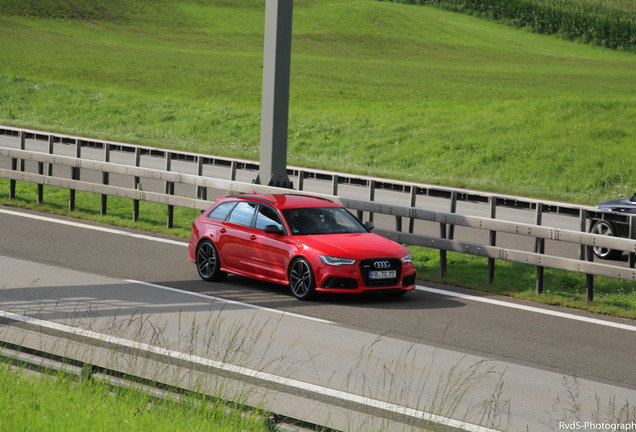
xmin=0 ymin=0 xmax=634 ymax=317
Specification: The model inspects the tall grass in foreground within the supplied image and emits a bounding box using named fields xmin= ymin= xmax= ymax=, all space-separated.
xmin=0 ymin=297 xmax=512 ymax=431
xmin=0 ymin=362 xmax=270 ymax=432
xmin=0 ymin=305 xmax=634 ymax=431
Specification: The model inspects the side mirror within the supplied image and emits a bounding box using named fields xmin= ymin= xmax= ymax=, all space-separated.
xmin=263 ymin=225 xmax=284 ymax=235
xmin=364 ymin=221 xmax=375 ymax=231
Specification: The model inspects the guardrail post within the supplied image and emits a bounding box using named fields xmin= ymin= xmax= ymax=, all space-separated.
xmin=580 ymin=208 xmax=594 ymax=301
xmin=133 ymin=148 xmax=141 ymax=221
xmin=487 ymin=197 xmax=497 ymax=284
xmin=9 ymin=158 xmax=16 ymax=199
xmin=440 ymin=222 xmax=447 ymax=277
xmin=331 ymin=175 xmax=339 ymax=196
xmin=368 ymin=180 xmax=375 ymax=223
xmin=629 ymin=215 xmax=635 ymax=269
xmin=69 ymin=139 xmax=81 ymax=211
xmin=408 ymin=186 xmax=416 ymax=234
xmin=448 ymin=191 xmax=457 ymax=240
xmin=37 ymin=158 xmax=44 ymax=204
xmin=586 ymin=243 xmax=594 ymax=302
xmin=47 ymin=135 xmax=54 ymax=176
xmin=534 ymin=203 xmax=545 ymax=294
xmin=196 ymin=156 xmax=207 ymax=201
xmin=165 ymin=152 xmax=174 ymax=228
xmin=230 ymin=160 xmax=238 ymax=182
xmin=9 ymin=131 xmax=26 ymax=199
xmin=38 ymin=135 xmax=52 ymax=204
xmin=101 ymin=144 xmax=110 ymax=216
xmin=19 ymin=130 xmax=25 ymax=172
xmin=395 ymin=214 xmax=402 ymax=232
xmin=296 ymin=170 xmax=305 ymax=191
xmin=579 ymin=210 xmax=587 ymax=260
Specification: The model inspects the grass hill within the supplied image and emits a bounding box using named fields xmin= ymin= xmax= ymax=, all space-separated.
xmin=0 ymin=0 xmax=634 ymax=204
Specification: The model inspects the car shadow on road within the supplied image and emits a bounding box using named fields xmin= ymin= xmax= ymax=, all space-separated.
xmin=0 ymin=276 xmax=466 ymax=330
xmin=163 ymin=275 xmax=467 ymax=312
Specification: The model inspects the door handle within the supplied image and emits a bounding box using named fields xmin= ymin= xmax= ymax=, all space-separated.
xmin=220 ymin=228 xmax=227 ymax=233
xmin=250 ymin=235 xmax=257 ymax=240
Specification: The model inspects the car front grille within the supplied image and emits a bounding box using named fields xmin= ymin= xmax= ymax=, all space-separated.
xmin=359 ymin=258 xmax=401 ymax=287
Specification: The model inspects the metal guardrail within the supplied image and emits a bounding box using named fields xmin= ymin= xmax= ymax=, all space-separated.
xmin=1 ymin=126 xmax=635 ymax=300
xmin=3 ymin=125 xmax=629 ymax=221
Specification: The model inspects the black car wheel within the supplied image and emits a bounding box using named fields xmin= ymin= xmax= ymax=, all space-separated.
xmin=196 ymin=239 xmax=226 ymax=281
xmin=289 ymin=257 xmax=316 ymax=300
xmin=590 ymin=220 xmax=622 ymax=260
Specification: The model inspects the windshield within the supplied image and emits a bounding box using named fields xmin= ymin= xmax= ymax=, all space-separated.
xmin=282 ymin=207 xmax=367 ymax=235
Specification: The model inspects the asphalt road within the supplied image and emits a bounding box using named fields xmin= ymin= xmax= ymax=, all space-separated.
xmin=1 ymin=206 xmax=635 ymax=431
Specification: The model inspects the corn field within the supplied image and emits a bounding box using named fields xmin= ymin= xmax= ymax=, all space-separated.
xmin=379 ymin=0 xmax=636 ymax=51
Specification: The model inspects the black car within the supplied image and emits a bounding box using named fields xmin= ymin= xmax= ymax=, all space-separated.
xmin=589 ymin=193 xmax=636 ymax=259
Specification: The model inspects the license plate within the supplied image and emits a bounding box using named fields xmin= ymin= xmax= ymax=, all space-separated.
xmin=369 ymin=270 xmax=396 ymax=280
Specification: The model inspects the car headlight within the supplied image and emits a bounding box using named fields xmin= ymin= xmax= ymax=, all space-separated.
xmin=320 ymin=256 xmax=356 ymax=266
xmin=401 ymin=253 xmax=413 ymax=263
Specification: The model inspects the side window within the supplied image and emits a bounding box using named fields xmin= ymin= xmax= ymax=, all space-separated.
xmin=227 ymin=201 xmax=257 ymax=226
xmin=206 ymin=201 xmax=237 ymax=221
xmin=255 ymin=205 xmax=283 ymax=231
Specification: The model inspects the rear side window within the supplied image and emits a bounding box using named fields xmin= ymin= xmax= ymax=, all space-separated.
xmin=228 ymin=201 xmax=258 ymax=226
xmin=255 ymin=205 xmax=283 ymax=231
xmin=206 ymin=202 xmax=236 ymax=221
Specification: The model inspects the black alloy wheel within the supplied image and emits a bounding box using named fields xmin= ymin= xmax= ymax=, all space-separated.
xmin=289 ymin=257 xmax=316 ymax=300
xmin=196 ymin=239 xmax=226 ymax=281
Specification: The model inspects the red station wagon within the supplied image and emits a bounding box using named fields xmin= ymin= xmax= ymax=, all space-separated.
xmin=189 ymin=194 xmax=416 ymax=300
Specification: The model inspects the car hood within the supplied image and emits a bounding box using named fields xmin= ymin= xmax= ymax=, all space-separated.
xmin=295 ymin=233 xmax=408 ymax=259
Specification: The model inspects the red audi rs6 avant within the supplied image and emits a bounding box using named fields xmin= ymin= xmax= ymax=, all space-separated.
xmin=188 ymin=194 xmax=416 ymax=300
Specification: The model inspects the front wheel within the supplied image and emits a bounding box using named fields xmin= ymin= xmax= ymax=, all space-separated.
xmin=288 ymin=257 xmax=316 ymax=300
xmin=590 ymin=220 xmax=622 ymax=260
xmin=196 ymin=239 xmax=226 ymax=281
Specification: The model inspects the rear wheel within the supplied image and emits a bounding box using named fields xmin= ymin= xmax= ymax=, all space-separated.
xmin=289 ymin=258 xmax=316 ymax=300
xmin=196 ymin=240 xmax=226 ymax=281
xmin=590 ymin=220 xmax=622 ymax=260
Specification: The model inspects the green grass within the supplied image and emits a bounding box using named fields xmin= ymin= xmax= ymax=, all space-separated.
xmin=0 ymin=0 xmax=634 ymax=204
xmin=0 ymin=362 xmax=269 ymax=432
xmin=382 ymin=0 xmax=636 ymax=50
xmin=0 ymin=0 xmax=635 ymax=317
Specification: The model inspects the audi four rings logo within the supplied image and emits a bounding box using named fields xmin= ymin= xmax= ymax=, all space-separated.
xmin=374 ymin=261 xmax=391 ymax=269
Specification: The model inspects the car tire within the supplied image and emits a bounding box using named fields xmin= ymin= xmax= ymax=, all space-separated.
xmin=590 ymin=220 xmax=622 ymax=260
xmin=196 ymin=239 xmax=226 ymax=281
xmin=289 ymin=257 xmax=316 ymax=300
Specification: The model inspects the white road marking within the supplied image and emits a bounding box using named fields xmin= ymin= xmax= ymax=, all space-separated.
xmin=2 ymin=207 xmax=634 ymax=333
xmin=128 ymin=279 xmax=334 ymax=325
xmin=0 ymin=208 xmax=187 ymax=247
xmin=415 ymin=285 xmax=636 ymax=332
xmin=0 ymin=308 xmax=500 ymax=432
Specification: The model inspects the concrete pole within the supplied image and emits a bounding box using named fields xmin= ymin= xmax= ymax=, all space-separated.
xmin=255 ymin=0 xmax=293 ymax=188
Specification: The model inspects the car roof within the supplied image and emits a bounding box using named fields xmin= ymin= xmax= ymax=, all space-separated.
xmin=220 ymin=194 xmax=340 ymax=209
